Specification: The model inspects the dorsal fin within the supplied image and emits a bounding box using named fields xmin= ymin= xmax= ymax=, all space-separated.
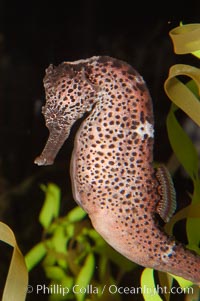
xmin=155 ymin=165 xmax=176 ymax=223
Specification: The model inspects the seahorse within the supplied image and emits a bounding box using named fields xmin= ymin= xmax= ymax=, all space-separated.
xmin=35 ymin=56 xmax=200 ymax=285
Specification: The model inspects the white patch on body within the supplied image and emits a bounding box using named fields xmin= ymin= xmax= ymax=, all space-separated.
xmin=66 ymin=56 xmax=100 ymax=65
xmin=135 ymin=121 xmax=154 ymax=140
xmin=135 ymin=75 xmax=145 ymax=84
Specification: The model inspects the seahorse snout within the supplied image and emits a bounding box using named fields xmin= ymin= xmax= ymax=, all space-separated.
xmin=35 ymin=126 xmax=70 ymax=165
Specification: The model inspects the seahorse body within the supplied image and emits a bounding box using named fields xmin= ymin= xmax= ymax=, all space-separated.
xmin=35 ymin=56 xmax=200 ymax=284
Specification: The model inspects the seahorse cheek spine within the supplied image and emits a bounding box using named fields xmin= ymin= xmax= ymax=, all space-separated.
xmin=35 ymin=56 xmax=200 ymax=285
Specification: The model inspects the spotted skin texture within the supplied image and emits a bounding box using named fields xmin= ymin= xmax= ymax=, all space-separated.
xmin=35 ymin=56 xmax=200 ymax=285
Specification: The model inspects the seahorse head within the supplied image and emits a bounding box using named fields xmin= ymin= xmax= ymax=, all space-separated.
xmin=43 ymin=61 xmax=101 ymax=126
xmin=35 ymin=59 xmax=100 ymax=165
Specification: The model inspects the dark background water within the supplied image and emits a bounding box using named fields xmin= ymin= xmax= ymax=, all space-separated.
xmin=0 ymin=1 xmax=199 ymax=300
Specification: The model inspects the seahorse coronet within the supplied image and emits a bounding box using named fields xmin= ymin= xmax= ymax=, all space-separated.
xmin=35 ymin=56 xmax=200 ymax=285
